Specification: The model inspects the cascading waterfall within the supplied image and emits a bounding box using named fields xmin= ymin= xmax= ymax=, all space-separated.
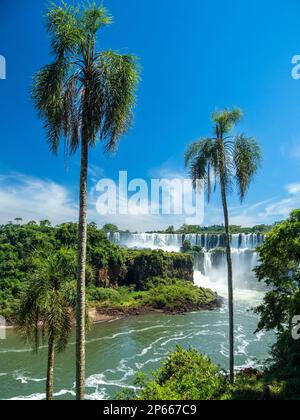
xmin=108 ymin=232 xmax=265 ymax=299
xmin=108 ymin=232 xmax=264 ymax=252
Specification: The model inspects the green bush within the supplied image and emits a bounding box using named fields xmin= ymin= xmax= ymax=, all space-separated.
xmin=87 ymin=279 xmax=217 ymax=313
xmin=87 ymin=286 xmax=122 ymax=303
xmin=119 ymin=346 xmax=229 ymax=400
xmin=145 ymin=280 xmax=217 ymax=311
xmin=117 ymin=346 xmax=290 ymax=401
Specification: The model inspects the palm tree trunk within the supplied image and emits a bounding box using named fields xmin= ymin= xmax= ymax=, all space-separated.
xmin=220 ymin=175 xmax=235 ymax=384
xmin=46 ymin=336 xmax=55 ymax=401
xmin=76 ymin=133 xmax=88 ymax=400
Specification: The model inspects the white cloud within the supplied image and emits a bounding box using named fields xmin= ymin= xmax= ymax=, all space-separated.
xmin=2 ymin=170 xmax=300 ymax=231
xmin=0 ymin=173 xmax=79 ymax=225
xmin=89 ymin=165 xmax=204 ymax=232
xmin=286 ymin=182 xmax=300 ymax=195
xmin=226 ymin=184 xmax=300 ymax=227
xmin=0 ymin=170 xmax=202 ymax=231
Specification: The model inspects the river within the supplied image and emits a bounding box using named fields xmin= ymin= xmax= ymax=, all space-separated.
xmin=0 ymin=293 xmax=274 ymax=400
xmin=0 ymin=232 xmax=274 ymax=400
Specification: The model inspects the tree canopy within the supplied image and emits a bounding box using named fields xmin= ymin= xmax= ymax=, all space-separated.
xmin=255 ymin=209 xmax=300 ymax=332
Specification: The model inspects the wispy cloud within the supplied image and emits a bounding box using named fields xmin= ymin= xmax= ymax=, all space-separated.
xmin=1 ymin=171 xmax=300 ymax=231
xmin=0 ymin=170 xmax=200 ymax=231
xmin=88 ymin=163 xmax=104 ymax=179
xmin=0 ymin=173 xmax=79 ymax=225
xmin=88 ymin=163 xmax=204 ymax=231
xmin=226 ymin=183 xmax=300 ymax=227
xmin=286 ymin=182 xmax=300 ymax=195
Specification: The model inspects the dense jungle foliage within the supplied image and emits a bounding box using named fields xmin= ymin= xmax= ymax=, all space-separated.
xmin=0 ymin=221 xmax=212 ymax=320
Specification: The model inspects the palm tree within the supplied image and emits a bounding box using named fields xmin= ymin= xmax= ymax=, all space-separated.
xmin=17 ymin=248 xmax=77 ymax=400
xmin=185 ymin=108 xmax=261 ymax=383
xmin=32 ymin=3 xmax=140 ymax=399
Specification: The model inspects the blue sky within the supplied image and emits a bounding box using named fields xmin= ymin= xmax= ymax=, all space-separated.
xmin=1 ymin=0 xmax=300 ymax=230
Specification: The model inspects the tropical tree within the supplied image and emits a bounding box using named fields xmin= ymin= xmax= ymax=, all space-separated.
xmin=255 ymin=209 xmax=300 ymax=335
xmin=32 ymin=2 xmax=140 ymax=399
xmin=17 ymin=248 xmax=77 ymax=400
xmin=254 ymin=210 xmax=300 ymax=396
xmin=185 ymin=108 xmax=261 ymax=382
xmin=102 ymin=223 xmax=119 ymax=233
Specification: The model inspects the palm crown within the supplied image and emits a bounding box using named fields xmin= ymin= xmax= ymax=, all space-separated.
xmin=185 ymin=108 xmax=261 ymax=202
xmin=17 ymin=248 xmax=77 ymax=353
xmin=32 ymin=2 xmax=140 ymax=155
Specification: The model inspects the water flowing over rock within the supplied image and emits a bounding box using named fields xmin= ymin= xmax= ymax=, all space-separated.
xmin=108 ymin=232 xmax=264 ymax=252
xmin=108 ymin=232 xmax=265 ymax=295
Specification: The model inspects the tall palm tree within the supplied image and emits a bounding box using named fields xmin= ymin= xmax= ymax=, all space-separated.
xmin=17 ymin=249 xmax=77 ymax=400
xmin=185 ymin=108 xmax=261 ymax=383
xmin=32 ymin=3 xmax=140 ymax=399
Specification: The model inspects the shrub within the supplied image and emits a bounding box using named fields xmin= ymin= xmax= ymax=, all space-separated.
xmin=119 ymin=346 xmax=229 ymax=400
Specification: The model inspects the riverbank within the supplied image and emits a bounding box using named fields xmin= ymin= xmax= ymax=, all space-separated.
xmin=87 ymin=280 xmax=223 ymax=323
xmin=1 ymin=294 xmax=223 ymax=330
xmin=90 ymin=296 xmax=223 ymax=324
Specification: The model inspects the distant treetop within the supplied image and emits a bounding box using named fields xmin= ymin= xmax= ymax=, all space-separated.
xmin=146 ymin=224 xmax=273 ymax=235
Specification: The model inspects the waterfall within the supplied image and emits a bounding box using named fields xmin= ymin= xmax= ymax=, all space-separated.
xmin=108 ymin=232 xmax=264 ymax=252
xmin=108 ymin=232 xmax=265 ymax=296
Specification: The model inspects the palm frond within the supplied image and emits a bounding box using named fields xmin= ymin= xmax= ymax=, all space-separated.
xmin=217 ymin=138 xmax=234 ymax=194
xmin=184 ymin=138 xmax=218 ymax=201
xmin=32 ymin=60 xmax=69 ymax=154
xmin=96 ymin=51 xmax=140 ymax=153
xmin=80 ymin=3 xmax=112 ymax=35
xmin=212 ymin=108 xmax=243 ymax=135
xmin=233 ymin=134 xmax=262 ymax=201
xmin=185 ymin=109 xmax=261 ymax=204
xmin=46 ymin=2 xmax=82 ymax=59
xmin=62 ymin=76 xmax=80 ymax=154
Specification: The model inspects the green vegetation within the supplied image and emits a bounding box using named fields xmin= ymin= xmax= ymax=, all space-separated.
xmin=181 ymin=240 xmax=192 ymax=253
xmin=101 ymin=222 xmax=272 ymax=235
xmin=254 ymin=209 xmax=300 ymax=399
xmin=0 ymin=222 xmax=215 ymax=322
xmin=120 ymin=346 xmax=229 ymax=400
xmin=88 ymin=279 xmax=218 ymax=313
xmin=123 ymin=249 xmax=194 ymax=289
xmin=118 ymin=346 xmax=279 ymax=401
xmin=0 ymin=222 xmax=125 ymax=320
xmin=118 ymin=345 xmax=297 ymax=401
xmin=17 ymin=248 xmax=77 ymax=400
xmin=152 ymin=224 xmax=272 ymax=235
xmin=102 ymin=224 xmax=120 ymax=233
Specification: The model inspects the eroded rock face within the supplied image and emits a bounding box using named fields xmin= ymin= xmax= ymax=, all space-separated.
xmin=122 ymin=250 xmax=194 ymax=290
xmin=96 ymin=249 xmax=194 ymax=290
